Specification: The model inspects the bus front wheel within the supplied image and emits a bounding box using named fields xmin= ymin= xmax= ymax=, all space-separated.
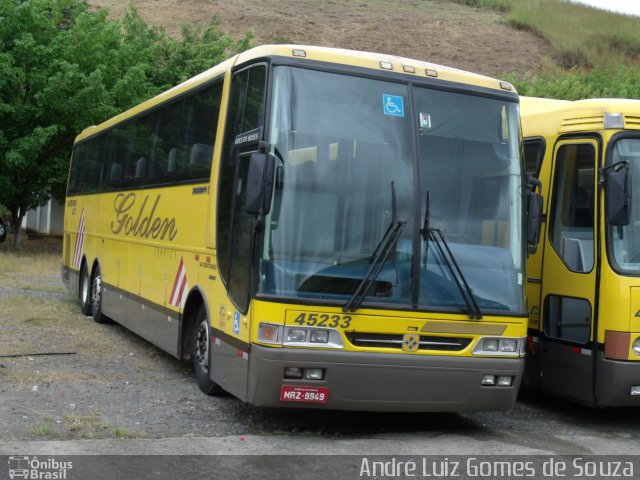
xmin=194 ymin=305 xmax=225 ymax=396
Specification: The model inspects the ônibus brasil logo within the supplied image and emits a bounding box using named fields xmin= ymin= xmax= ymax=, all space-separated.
xmin=8 ymin=456 xmax=72 ymax=479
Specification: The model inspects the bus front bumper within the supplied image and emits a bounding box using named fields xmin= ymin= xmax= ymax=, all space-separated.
xmin=247 ymin=344 xmax=523 ymax=412
xmin=597 ymin=356 xmax=640 ymax=407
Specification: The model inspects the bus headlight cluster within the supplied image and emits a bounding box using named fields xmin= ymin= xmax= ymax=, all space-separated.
xmin=632 ymin=338 xmax=640 ymax=356
xmin=472 ymin=337 xmax=525 ymax=357
xmin=258 ymin=323 xmax=344 ymax=349
xmin=284 ymin=326 xmax=344 ymax=348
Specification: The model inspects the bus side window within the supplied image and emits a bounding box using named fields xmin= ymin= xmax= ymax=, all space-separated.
xmin=544 ymin=295 xmax=591 ymax=344
xmin=549 ymin=143 xmax=595 ymax=273
xmin=524 ymin=138 xmax=545 ymax=178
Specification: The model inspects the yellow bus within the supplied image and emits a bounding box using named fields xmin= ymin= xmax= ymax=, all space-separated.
xmin=522 ymin=96 xmax=640 ymax=407
xmin=63 ymin=45 xmax=531 ymax=411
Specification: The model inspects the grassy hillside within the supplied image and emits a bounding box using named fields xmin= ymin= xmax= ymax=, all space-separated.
xmin=91 ymin=0 xmax=640 ymax=99
xmin=89 ymin=0 xmax=551 ymax=77
xmin=455 ymin=0 xmax=640 ymax=69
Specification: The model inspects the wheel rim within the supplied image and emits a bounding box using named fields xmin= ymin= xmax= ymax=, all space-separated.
xmin=91 ymin=274 xmax=101 ymax=312
xmin=195 ymin=320 xmax=210 ymax=374
xmin=81 ymin=270 xmax=89 ymax=305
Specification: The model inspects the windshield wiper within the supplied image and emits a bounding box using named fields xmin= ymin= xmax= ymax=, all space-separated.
xmin=343 ymin=182 xmax=406 ymax=313
xmin=420 ymin=191 xmax=483 ymax=320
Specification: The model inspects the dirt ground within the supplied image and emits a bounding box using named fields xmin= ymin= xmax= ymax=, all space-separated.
xmin=89 ymin=0 xmax=552 ymax=77
xmin=3 ymin=238 xmax=640 ymax=455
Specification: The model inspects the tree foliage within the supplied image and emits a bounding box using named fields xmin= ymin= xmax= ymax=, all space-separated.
xmin=506 ymin=65 xmax=640 ymax=100
xmin=0 ymin=0 xmax=251 ymax=246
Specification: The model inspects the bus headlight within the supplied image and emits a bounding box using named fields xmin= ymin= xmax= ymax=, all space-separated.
xmin=283 ymin=327 xmax=344 ymax=349
xmin=472 ymin=337 xmax=525 ymax=357
xmin=310 ymin=330 xmax=329 ymax=343
xmin=632 ymin=338 xmax=640 ymax=356
xmin=287 ymin=328 xmax=307 ymax=343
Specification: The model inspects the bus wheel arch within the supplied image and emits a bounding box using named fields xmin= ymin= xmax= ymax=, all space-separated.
xmin=181 ymin=288 xmax=225 ymax=396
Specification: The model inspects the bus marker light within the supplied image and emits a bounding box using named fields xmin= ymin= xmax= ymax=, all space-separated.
xmin=380 ymin=61 xmax=393 ymax=70
xmin=284 ymin=367 xmax=303 ymax=379
xmin=425 ymin=68 xmax=438 ymax=77
xmin=292 ymin=49 xmax=306 ymax=57
xmin=258 ymin=323 xmax=280 ymax=343
xmin=630 ymin=386 xmax=640 ymax=396
xmin=402 ymin=65 xmax=416 ymax=73
xmin=499 ymin=81 xmax=513 ymax=91
xmin=604 ymin=112 xmax=624 ymax=129
xmin=481 ymin=375 xmax=496 ymax=386
xmin=497 ymin=376 xmax=512 ymax=387
xmin=305 ymin=368 xmax=324 ymax=380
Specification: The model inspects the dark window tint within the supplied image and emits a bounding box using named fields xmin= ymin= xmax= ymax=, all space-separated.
xmin=67 ymin=80 xmax=222 ymax=195
xmin=549 ymin=144 xmax=595 ymax=273
xmin=217 ymin=65 xmax=267 ymax=311
xmin=544 ymin=295 xmax=591 ymax=344
xmin=524 ymin=139 xmax=545 ymax=177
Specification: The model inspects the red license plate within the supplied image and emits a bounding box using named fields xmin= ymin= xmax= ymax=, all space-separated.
xmin=280 ymin=385 xmax=329 ymax=403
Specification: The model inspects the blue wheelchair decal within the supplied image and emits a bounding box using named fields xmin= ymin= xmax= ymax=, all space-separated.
xmin=233 ymin=311 xmax=241 ymax=335
xmin=382 ymin=94 xmax=404 ymax=117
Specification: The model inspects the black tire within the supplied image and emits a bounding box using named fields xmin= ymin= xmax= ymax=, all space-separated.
xmin=194 ymin=305 xmax=225 ymax=396
xmin=0 ymin=218 xmax=6 ymax=243
xmin=79 ymin=264 xmax=92 ymax=315
xmin=90 ymin=267 xmax=110 ymax=324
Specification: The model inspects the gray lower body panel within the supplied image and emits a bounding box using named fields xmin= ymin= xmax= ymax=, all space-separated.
xmin=596 ymin=355 xmax=640 ymax=407
xmin=62 ymin=265 xmax=79 ymax=298
xmin=102 ymin=285 xmax=181 ymax=357
xmin=247 ymin=345 xmax=523 ymax=412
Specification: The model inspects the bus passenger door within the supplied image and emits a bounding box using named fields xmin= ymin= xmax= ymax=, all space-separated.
xmin=539 ymin=139 xmax=598 ymax=404
xmin=212 ymin=63 xmax=267 ymax=401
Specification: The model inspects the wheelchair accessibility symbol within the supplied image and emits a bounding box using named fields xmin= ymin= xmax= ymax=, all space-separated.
xmin=382 ymin=94 xmax=404 ymax=117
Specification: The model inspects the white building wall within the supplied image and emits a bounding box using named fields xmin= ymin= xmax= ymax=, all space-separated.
xmin=21 ymin=198 xmax=64 ymax=236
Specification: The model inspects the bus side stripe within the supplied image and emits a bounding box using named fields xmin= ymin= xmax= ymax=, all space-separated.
xmin=73 ymin=209 xmax=86 ymax=269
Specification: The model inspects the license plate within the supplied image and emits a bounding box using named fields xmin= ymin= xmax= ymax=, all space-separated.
xmin=280 ymin=385 xmax=329 ymax=403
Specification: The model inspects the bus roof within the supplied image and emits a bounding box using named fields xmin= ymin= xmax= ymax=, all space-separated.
xmin=76 ymin=44 xmax=516 ymax=142
xmin=521 ymin=96 xmax=640 ymax=137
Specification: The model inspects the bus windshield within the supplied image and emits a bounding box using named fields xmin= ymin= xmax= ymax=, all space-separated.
xmin=609 ymin=137 xmax=640 ymax=273
xmin=259 ymin=66 xmax=524 ymax=314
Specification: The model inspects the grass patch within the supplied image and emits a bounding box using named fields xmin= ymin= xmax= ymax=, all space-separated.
xmin=64 ymin=413 xmax=111 ymax=438
xmin=31 ymin=423 xmax=50 ymax=436
xmin=506 ymin=64 xmax=640 ymax=99
xmin=112 ymin=427 xmax=148 ymax=439
xmin=451 ymin=0 xmax=640 ymax=70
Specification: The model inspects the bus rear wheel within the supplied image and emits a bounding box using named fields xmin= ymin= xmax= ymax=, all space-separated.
xmin=194 ymin=305 xmax=225 ymax=396
xmin=79 ymin=264 xmax=92 ymax=316
xmin=90 ymin=267 xmax=109 ymax=324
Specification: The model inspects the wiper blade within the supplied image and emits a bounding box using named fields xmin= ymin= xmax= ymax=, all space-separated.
xmin=343 ymin=181 xmax=406 ymax=313
xmin=420 ymin=190 xmax=482 ymax=319
xmin=428 ymin=228 xmax=483 ymax=319
xmin=343 ymin=220 xmax=406 ymax=313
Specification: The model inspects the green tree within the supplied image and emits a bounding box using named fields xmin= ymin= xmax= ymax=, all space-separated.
xmin=0 ymin=0 xmax=251 ymax=247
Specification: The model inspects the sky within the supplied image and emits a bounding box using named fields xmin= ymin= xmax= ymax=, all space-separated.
xmin=569 ymin=0 xmax=640 ymax=16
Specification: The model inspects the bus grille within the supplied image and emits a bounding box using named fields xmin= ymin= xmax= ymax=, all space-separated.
xmin=345 ymin=332 xmax=472 ymax=351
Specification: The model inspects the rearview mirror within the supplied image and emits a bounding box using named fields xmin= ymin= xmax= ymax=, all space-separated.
xmin=245 ymin=152 xmax=275 ymax=215
xmin=606 ymin=168 xmax=632 ymax=226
